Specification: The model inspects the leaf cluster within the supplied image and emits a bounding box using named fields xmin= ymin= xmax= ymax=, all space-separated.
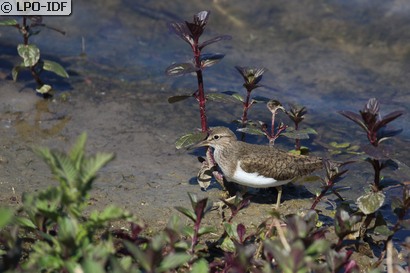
xmin=0 ymin=16 xmax=68 ymax=96
xmin=339 ymin=98 xmax=403 ymax=147
xmin=0 ymin=134 xmax=133 ymax=272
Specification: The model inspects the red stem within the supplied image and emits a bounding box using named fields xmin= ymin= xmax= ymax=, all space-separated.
xmin=192 ymin=40 xmax=208 ymax=132
xmin=371 ymin=159 xmax=381 ymax=191
xmin=21 ymin=17 xmax=43 ymax=87
xmin=295 ymin=122 xmax=301 ymax=151
xmin=196 ymin=70 xmax=207 ymax=132
xmin=241 ymin=90 xmax=252 ymax=125
xmin=311 ymin=185 xmax=330 ymax=210
xmin=22 ymin=17 xmax=28 ymax=45
xmin=271 ymin=112 xmax=276 ymax=138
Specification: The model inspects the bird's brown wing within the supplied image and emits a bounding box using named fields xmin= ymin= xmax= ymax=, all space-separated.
xmin=239 ymin=144 xmax=323 ymax=180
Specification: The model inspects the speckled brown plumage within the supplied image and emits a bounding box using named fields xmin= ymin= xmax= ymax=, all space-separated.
xmin=238 ymin=142 xmax=323 ymax=180
xmin=196 ymin=126 xmax=323 ymax=185
xmin=194 ymin=127 xmax=324 ymax=207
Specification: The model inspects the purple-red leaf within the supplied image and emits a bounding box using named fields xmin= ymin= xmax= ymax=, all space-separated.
xmin=363 ymin=98 xmax=380 ymax=115
xmin=237 ymin=223 xmax=246 ymax=243
xmin=338 ymin=111 xmax=368 ymax=132
xmin=377 ymin=128 xmax=403 ymax=143
xmin=200 ymin=53 xmax=225 ymax=68
xmin=193 ymin=11 xmax=210 ymax=27
xmin=360 ymin=111 xmax=377 ymax=130
xmin=185 ymin=11 xmax=210 ymax=40
xmin=199 ymin=35 xmax=232 ymax=50
xmin=235 ymin=66 xmax=267 ymax=86
xmin=374 ymin=110 xmax=404 ymax=131
xmin=165 ymin=62 xmax=197 ymax=76
xmin=168 ymin=22 xmax=194 ymax=46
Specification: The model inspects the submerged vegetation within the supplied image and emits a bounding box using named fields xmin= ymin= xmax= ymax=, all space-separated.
xmin=0 ymin=16 xmax=69 ymax=97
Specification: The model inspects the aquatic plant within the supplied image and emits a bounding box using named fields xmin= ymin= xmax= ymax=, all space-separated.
xmin=339 ymin=98 xmax=408 ymax=263
xmin=339 ymin=98 xmax=403 ymax=191
xmin=0 ymin=16 xmax=69 ymax=97
xmin=166 ymin=10 xmax=231 ymax=135
xmin=236 ymin=99 xmax=317 ymax=152
xmin=234 ymin=99 xmax=287 ymax=144
xmin=166 ymin=10 xmax=232 ymax=191
xmin=310 ymin=160 xmax=352 ymax=210
xmin=233 ymin=66 xmax=268 ymax=126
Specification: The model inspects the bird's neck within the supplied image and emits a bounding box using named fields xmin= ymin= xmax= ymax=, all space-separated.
xmin=212 ymin=140 xmax=238 ymax=173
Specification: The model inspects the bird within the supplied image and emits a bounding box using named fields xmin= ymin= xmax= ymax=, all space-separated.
xmin=193 ymin=126 xmax=324 ymax=208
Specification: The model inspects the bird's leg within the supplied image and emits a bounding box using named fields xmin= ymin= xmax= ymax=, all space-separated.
xmin=275 ymin=186 xmax=283 ymax=209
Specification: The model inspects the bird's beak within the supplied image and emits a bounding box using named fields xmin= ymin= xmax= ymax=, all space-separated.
xmin=190 ymin=139 xmax=210 ymax=149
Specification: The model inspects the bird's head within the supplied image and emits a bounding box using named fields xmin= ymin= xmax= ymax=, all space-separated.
xmin=193 ymin=127 xmax=237 ymax=149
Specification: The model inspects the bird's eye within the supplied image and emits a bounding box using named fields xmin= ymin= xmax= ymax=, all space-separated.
xmin=213 ymin=135 xmax=220 ymax=140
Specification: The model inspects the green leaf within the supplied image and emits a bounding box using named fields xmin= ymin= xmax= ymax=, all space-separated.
xmin=175 ymin=131 xmax=207 ymax=149
xmin=0 ymin=19 xmax=18 ymax=26
xmin=80 ymin=152 xmax=114 ymax=185
xmin=124 ymin=241 xmax=151 ymax=272
xmin=220 ymin=236 xmax=235 ymax=252
xmin=374 ymin=225 xmax=394 ymax=237
xmin=69 ymin=132 xmax=87 ymax=167
xmin=151 ymin=232 xmax=167 ymax=251
xmin=198 ymin=226 xmax=216 ymax=236
xmin=167 ymin=214 xmax=182 ymax=232
xmin=237 ymin=127 xmax=265 ymax=136
xmin=89 ymin=205 xmax=128 ymax=225
xmin=231 ymin=93 xmax=244 ymax=102
xmin=357 ymin=191 xmax=385 ymax=215
xmin=36 ymin=84 xmax=52 ymax=94
xmin=224 ymin=222 xmax=238 ymax=239
xmin=157 ymin=253 xmax=191 ymax=272
xmin=14 ymin=216 xmax=37 ymax=229
xmin=99 ymin=205 xmax=125 ymax=220
xmin=329 ymin=142 xmax=351 ymax=149
xmin=110 ymin=256 xmax=133 ymax=272
xmin=191 ymin=259 xmax=209 ymax=273
xmin=82 ymin=259 xmax=106 ymax=273
xmin=17 ymin=44 xmax=40 ymax=67
xmin=12 ymin=65 xmax=24 ymax=81
xmin=168 ymin=94 xmax=192 ymax=103
xmin=43 ymin=60 xmax=69 ymax=78
xmin=305 ymin=240 xmax=330 ymax=256
xmin=58 ymin=217 xmax=79 ymax=243
xmin=206 ymin=93 xmax=238 ymax=103
xmin=53 ymin=152 xmax=77 ymax=187
xmin=187 ymin=192 xmax=198 ymax=210
xmin=174 ymin=206 xmax=196 ymax=222
xmin=181 ymin=226 xmax=194 ymax=237
xmin=0 ymin=207 xmax=13 ymax=228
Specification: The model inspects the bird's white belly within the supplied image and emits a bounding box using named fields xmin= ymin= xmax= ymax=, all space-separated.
xmin=230 ymin=161 xmax=289 ymax=188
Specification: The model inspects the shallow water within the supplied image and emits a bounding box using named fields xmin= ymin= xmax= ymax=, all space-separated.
xmin=0 ymin=0 xmax=409 ymax=230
